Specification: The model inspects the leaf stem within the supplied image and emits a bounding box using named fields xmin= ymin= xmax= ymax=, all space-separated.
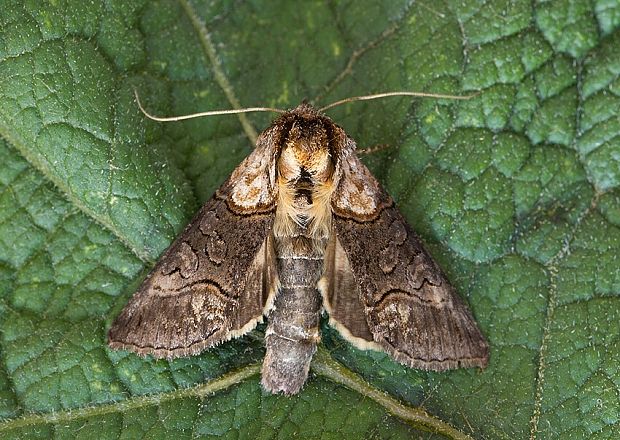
xmin=311 ymin=347 xmax=474 ymax=440
xmin=0 ymin=363 xmax=260 ymax=432
xmin=178 ymin=0 xmax=259 ymax=144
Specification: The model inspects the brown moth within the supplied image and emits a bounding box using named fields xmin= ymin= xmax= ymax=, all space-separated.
xmin=108 ymin=101 xmax=489 ymax=395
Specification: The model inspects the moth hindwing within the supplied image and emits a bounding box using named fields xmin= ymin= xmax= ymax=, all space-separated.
xmin=108 ymin=103 xmax=489 ymax=395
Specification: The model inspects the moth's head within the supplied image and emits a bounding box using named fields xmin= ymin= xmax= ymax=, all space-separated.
xmin=276 ymin=104 xmax=343 ymax=186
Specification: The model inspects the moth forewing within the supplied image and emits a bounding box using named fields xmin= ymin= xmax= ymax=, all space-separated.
xmin=109 ymin=102 xmax=489 ymax=395
xmin=108 ymin=125 xmax=281 ymax=359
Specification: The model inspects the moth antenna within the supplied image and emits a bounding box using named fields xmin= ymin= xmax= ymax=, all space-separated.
xmin=133 ymin=89 xmax=286 ymax=122
xmin=319 ymin=91 xmax=479 ymax=112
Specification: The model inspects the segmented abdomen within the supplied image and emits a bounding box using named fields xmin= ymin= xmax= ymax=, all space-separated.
xmin=261 ymin=234 xmax=327 ymax=394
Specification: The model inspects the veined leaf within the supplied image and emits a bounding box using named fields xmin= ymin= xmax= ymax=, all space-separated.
xmin=1 ymin=1 xmax=619 ymax=438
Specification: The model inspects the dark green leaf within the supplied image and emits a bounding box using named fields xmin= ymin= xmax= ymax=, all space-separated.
xmin=1 ymin=1 xmax=619 ymax=438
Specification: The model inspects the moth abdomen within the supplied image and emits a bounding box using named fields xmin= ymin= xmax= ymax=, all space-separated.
xmin=261 ymin=233 xmax=327 ymax=395
xmin=261 ymin=272 xmax=323 ymax=394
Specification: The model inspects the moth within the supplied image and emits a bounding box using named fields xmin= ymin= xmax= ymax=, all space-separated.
xmin=108 ymin=95 xmax=489 ymax=395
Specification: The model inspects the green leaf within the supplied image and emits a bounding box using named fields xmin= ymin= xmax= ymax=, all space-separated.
xmin=1 ymin=1 xmax=619 ymax=438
